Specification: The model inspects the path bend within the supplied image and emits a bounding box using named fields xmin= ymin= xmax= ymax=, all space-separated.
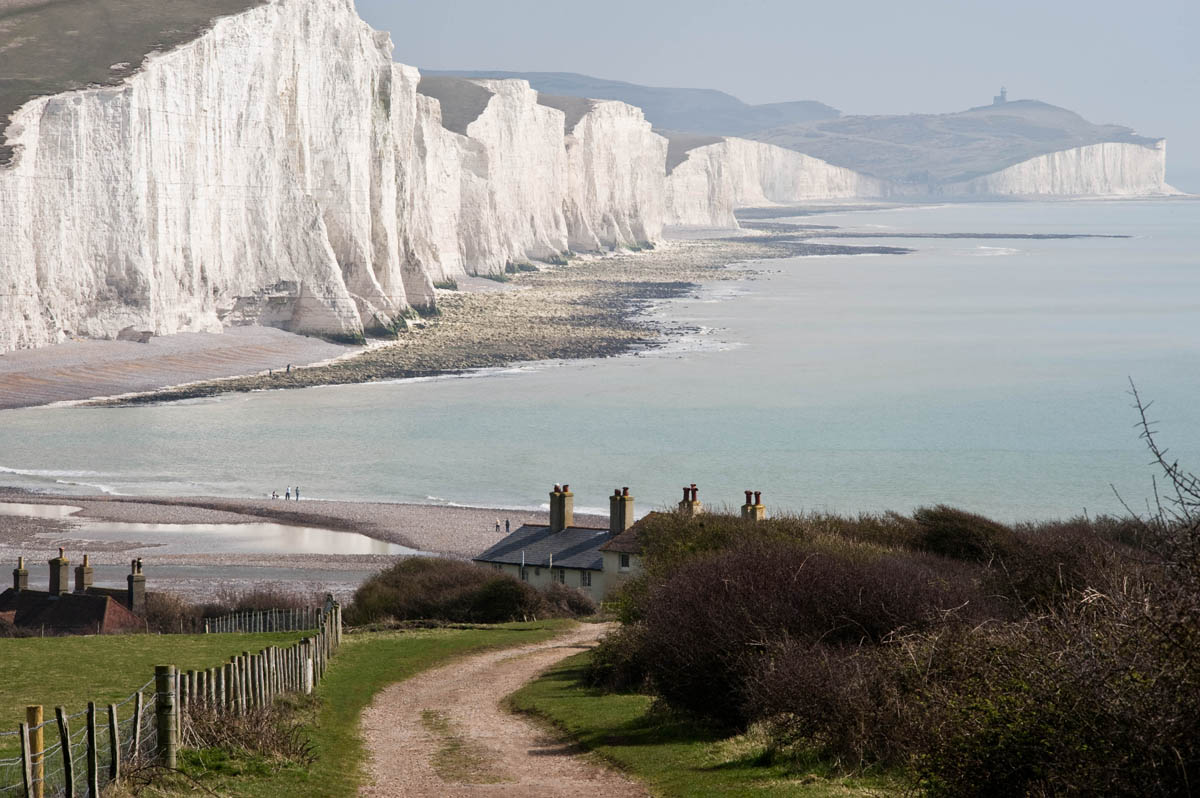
xmin=359 ymin=623 xmax=645 ymax=797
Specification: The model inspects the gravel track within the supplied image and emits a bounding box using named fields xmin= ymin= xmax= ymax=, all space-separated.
xmin=360 ymin=623 xmax=645 ymax=797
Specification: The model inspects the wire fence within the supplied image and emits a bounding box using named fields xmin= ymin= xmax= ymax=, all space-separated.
xmin=0 ymin=604 xmax=340 ymax=797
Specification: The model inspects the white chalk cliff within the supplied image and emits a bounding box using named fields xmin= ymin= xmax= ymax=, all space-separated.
xmin=0 ymin=0 xmax=1177 ymax=353
xmin=664 ymin=137 xmax=893 ymax=227
xmin=937 ymin=141 xmax=1175 ymax=197
xmin=0 ymin=0 xmax=673 ymax=351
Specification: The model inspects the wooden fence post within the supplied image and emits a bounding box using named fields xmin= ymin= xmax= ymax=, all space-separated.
xmin=130 ymin=694 xmax=143 ymax=764
xmin=154 ymin=665 xmax=177 ymax=769
xmin=25 ymin=706 xmax=43 ymax=798
xmin=239 ymin=655 xmax=248 ymax=712
xmin=223 ymin=663 xmax=234 ymax=714
xmin=301 ymin=638 xmax=313 ymax=694
xmin=18 ymin=722 xmax=33 ymax=798
xmin=85 ymin=702 xmax=98 ymax=798
xmin=107 ymin=704 xmax=119 ymax=783
xmin=54 ymin=706 xmax=73 ymax=798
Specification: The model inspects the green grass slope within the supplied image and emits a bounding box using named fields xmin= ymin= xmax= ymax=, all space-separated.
xmin=0 ymin=630 xmax=306 ymax=751
xmin=509 ymin=652 xmax=899 ymax=797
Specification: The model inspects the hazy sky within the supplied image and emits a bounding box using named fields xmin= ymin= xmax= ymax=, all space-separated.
xmin=356 ymin=0 xmax=1199 ymax=189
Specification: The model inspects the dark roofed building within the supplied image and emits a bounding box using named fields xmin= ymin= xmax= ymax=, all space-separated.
xmin=475 ymin=484 xmax=767 ymax=599
xmin=0 ymin=551 xmax=147 ymax=635
xmin=474 ymin=485 xmax=637 ymax=599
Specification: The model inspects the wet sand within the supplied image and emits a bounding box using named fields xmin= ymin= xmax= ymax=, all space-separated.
xmin=0 ymin=489 xmax=603 ymax=555
xmin=0 ymin=326 xmax=354 ymax=410
xmin=0 ymin=489 xmax=606 ymax=599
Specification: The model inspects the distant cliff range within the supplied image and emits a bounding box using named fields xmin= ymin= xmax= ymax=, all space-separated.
xmin=432 ymin=70 xmax=1176 ymax=196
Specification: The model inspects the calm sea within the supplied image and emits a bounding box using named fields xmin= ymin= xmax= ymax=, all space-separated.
xmin=1 ymin=199 xmax=1197 ymax=522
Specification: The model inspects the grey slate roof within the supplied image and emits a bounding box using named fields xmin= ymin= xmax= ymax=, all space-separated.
xmin=474 ymin=524 xmax=608 ymax=571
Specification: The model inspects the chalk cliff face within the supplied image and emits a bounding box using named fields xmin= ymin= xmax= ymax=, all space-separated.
xmin=0 ymin=0 xmax=414 ymax=350
xmin=665 ymin=137 xmax=892 ymax=227
xmin=559 ymin=99 xmax=667 ymax=251
xmin=937 ymin=141 xmax=1175 ymax=197
xmin=0 ymin=0 xmax=670 ymax=351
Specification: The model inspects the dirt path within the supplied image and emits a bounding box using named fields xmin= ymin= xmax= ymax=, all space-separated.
xmin=359 ymin=623 xmax=646 ymax=797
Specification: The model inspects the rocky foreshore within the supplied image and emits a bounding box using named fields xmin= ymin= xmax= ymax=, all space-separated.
xmin=97 ymin=232 xmax=891 ymax=406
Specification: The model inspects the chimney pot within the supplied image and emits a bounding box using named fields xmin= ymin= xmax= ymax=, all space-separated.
xmin=127 ymin=559 xmax=146 ymax=614
xmin=12 ymin=557 xmax=28 ymax=592
xmin=745 ymin=490 xmax=753 ymax=504
xmin=754 ymin=491 xmax=762 ymax=505
xmin=48 ymin=549 xmax=69 ymax=596
xmin=550 ymin=483 xmax=573 ymax=532
xmin=682 ymin=486 xmax=689 ymax=501
xmin=75 ymin=553 xmax=94 ymax=594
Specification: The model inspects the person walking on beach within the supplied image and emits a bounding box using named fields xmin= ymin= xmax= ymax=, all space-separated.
xmin=505 ymin=519 xmax=510 ymax=533
xmin=495 ymin=519 xmax=501 ymax=533
xmin=294 ymin=486 xmax=300 ymax=501
xmin=285 ymin=487 xmax=291 ymax=501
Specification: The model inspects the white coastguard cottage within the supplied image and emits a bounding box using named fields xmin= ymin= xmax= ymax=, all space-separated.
xmin=474 ymin=484 xmax=767 ymax=600
xmin=474 ymin=484 xmax=635 ymax=600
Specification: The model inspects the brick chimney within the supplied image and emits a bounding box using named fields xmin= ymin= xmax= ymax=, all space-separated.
xmin=48 ymin=548 xmax=69 ymax=596
xmin=74 ymin=553 xmax=93 ymax=593
xmin=549 ymin=484 xmax=574 ymax=533
xmin=609 ymin=487 xmax=634 ymax=536
xmin=741 ymin=490 xmax=766 ymax=522
xmin=127 ymin=558 xmax=146 ymax=615
xmin=12 ymin=557 xmax=28 ymax=592
xmin=678 ymin=484 xmax=703 ymax=517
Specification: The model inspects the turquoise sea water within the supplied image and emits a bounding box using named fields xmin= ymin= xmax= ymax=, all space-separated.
xmin=1 ymin=199 xmax=1197 ymax=522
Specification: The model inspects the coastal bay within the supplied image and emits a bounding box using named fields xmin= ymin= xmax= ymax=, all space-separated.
xmin=1 ymin=199 xmax=1197 ymax=526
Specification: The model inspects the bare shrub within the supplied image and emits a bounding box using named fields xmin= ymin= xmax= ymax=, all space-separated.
xmin=994 ymin=517 xmax=1148 ymax=612
xmin=638 ymin=538 xmax=984 ymax=727
xmin=745 ymin=639 xmax=918 ymax=770
xmin=212 ymin=584 xmax=317 ymax=613
xmin=540 ymin=582 xmax=597 ymax=617
xmin=586 ymin=622 xmax=650 ymax=692
xmin=346 ymin=557 xmax=580 ymax=624
xmin=912 ymin=504 xmax=1018 ymax=563
xmin=143 ymin=590 xmax=203 ymax=633
xmin=182 ymin=701 xmax=315 ymax=764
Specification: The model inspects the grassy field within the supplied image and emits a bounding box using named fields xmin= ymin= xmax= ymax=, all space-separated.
xmin=508 ymin=652 xmax=901 ymax=797
xmin=0 ymin=630 xmax=307 ymax=751
xmin=142 ymin=620 xmax=575 ymax=797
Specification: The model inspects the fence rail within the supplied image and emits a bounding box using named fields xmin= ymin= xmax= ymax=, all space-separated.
xmin=1 ymin=603 xmax=341 ymax=797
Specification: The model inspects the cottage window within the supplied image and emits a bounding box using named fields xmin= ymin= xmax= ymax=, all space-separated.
xmin=534 ymin=567 xmax=541 ymax=576
xmin=619 ymin=553 xmax=630 ymax=570
xmin=493 ymin=563 xmax=502 ymax=571
xmin=557 ymin=569 xmax=566 ymax=584
xmin=520 ymin=567 xmax=528 ymax=581
xmin=581 ymin=571 xmax=592 ymax=587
